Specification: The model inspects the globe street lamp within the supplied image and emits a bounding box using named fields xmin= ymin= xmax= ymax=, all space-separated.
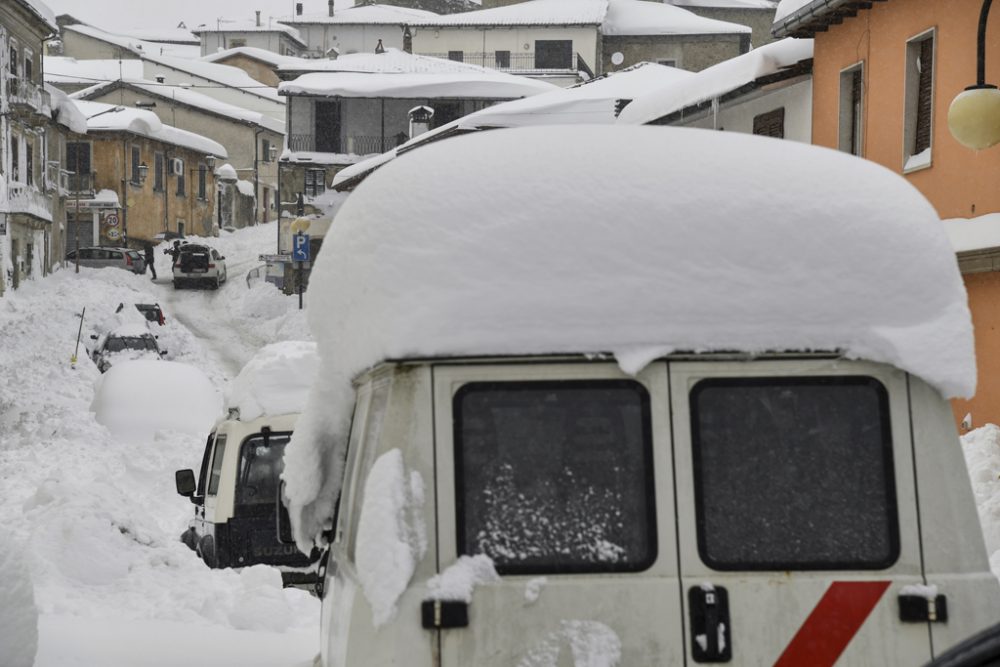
xmin=949 ymin=0 xmax=1000 ymax=149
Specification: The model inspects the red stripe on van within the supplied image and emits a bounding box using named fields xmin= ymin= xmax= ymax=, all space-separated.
xmin=773 ymin=581 xmax=890 ymax=667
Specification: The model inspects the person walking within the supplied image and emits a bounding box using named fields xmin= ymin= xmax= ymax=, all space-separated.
xmin=143 ymin=242 xmax=157 ymax=280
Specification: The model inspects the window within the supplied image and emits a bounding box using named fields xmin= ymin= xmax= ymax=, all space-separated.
xmin=197 ymin=432 xmax=216 ymax=496
xmin=176 ymin=159 xmax=185 ymax=195
xmin=11 ymin=136 xmax=19 ymax=181
xmin=753 ymin=108 xmax=785 ymax=139
xmin=236 ymin=433 xmax=292 ymax=511
xmin=8 ymin=44 xmax=17 ymax=77
xmin=454 ymin=380 xmax=657 ymax=575
xmin=23 ymin=48 xmax=32 ymax=82
xmin=535 ymin=40 xmax=573 ymax=69
xmin=153 ymin=152 xmax=164 ymax=191
xmin=690 ymin=376 xmax=899 ymax=570
xmin=657 ymin=58 xmax=677 ymax=68
xmin=839 ymin=63 xmax=864 ymax=155
xmin=198 ymin=164 xmax=207 ymax=199
xmin=207 ymin=434 xmax=228 ymax=496
xmin=448 ymin=50 xmax=464 ymax=62
xmin=130 ymin=145 xmax=141 ymax=185
xmin=228 ymin=38 xmax=247 ymax=49
xmin=304 ymin=168 xmax=325 ymax=197
xmin=904 ymin=30 xmax=935 ymax=171
xmin=495 ymin=50 xmax=511 ymax=68
xmin=25 ymin=140 xmax=33 ymax=186
xmin=261 ymin=138 xmax=272 ymax=162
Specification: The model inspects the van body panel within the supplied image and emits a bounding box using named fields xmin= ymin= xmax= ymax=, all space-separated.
xmin=908 ymin=376 xmax=1000 ymax=654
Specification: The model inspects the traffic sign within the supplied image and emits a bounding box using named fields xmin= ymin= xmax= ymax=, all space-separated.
xmin=104 ymin=214 xmax=120 ymax=227
xmin=292 ymin=233 xmax=310 ymax=262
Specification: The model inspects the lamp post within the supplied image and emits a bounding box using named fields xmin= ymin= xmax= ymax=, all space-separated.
xmin=948 ymin=0 xmax=1000 ymax=149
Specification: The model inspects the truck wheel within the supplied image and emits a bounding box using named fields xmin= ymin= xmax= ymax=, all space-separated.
xmin=197 ymin=535 xmax=218 ymax=568
xmin=173 ymin=279 xmax=181 ymax=289
xmin=179 ymin=528 xmax=198 ymax=551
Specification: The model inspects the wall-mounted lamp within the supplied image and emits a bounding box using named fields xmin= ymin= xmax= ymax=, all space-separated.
xmin=137 ymin=162 xmax=149 ymax=185
xmin=205 ymin=155 xmax=217 ymax=169
xmin=949 ymin=0 xmax=1000 ymax=149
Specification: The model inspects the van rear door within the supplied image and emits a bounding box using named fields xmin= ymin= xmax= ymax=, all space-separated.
xmin=668 ymin=358 xmax=931 ymax=666
xmin=432 ymin=362 xmax=684 ymax=666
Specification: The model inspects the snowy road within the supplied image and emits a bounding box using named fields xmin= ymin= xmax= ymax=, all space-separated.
xmin=0 ymin=223 xmax=317 ymax=667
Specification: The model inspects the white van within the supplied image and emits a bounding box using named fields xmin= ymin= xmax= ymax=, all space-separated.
xmin=280 ymin=126 xmax=1000 ymax=665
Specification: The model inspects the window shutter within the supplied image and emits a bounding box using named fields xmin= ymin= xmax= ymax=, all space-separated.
xmin=753 ymin=108 xmax=785 ymax=139
xmin=914 ymin=39 xmax=933 ymax=154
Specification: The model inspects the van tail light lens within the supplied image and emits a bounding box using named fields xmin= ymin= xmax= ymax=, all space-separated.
xmin=125 ymin=254 xmax=133 ymax=266
xmin=208 ymin=263 xmax=215 ymax=269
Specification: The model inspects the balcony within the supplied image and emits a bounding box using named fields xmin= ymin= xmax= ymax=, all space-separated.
xmin=287 ymin=134 xmax=406 ymax=156
xmin=6 ymin=76 xmax=45 ymax=113
xmin=63 ymin=171 xmax=96 ymax=195
xmin=7 ymin=183 xmax=53 ymax=221
xmin=416 ymin=51 xmax=594 ymax=77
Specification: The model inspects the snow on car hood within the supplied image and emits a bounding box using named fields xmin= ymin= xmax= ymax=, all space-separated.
xmin=282 ymin=124 xmax=974 ymax=550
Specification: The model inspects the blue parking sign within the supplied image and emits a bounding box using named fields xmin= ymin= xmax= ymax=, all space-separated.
xmin=293 ymin=233 xmax=310 ymax=261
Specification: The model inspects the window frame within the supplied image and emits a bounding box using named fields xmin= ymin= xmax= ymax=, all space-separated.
xmin=752 ymin=107 xmax=785 ymax=139
xmin=235 ymin=431 xmax=293 ymax=513
xmin=153 ymin=152 xmax=164 ymax=191
xmin=197 ymin=164 xmax=207 ymax=200
xmin=688 ymin=375 xmax=901 ymax=572
xmin=206 ymin=433 xmax=228 ymax=497
xmin=130 ymin=145 xmax=142 ymax=185
xmin=175 ymin=158 xmax=186 ymax=196
xmin=838 ymin=61 xmax=865 ymax=156
xmin=902 ymin=28 xmax=935 ymax=173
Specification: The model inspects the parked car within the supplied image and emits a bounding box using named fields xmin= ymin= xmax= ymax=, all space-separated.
xmin=116 ymin=302 xmax=166 ymax=326
xmin=89 ymin=324 xmax=166 ymax=373
xmin=171 ymin=244 xmax=227 ymax=289
xmin=285 ymin=126 xmax=1000 ymax=666
xmin=66 ymin=246 xmax=145 ymax=274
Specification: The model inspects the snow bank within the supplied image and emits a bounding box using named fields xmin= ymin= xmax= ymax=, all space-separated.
xmin=962 ymin=424 xmax=1000 ymax=575
xmin=91 ymin=359 xmax=222 ymax=437
xmin=355 ymin=449 xmax=427 ymax=626
xmin=0 ymin=539 xmax=38 ymax=667
xmin=226 ymin=341 xmax=319 ymax=421
xmin=284 ymin=124 xmax=974 ymax=548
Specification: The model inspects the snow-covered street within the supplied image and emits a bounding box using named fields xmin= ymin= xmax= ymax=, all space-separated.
xmin=0 ymin=223 xmax=319 ymax=666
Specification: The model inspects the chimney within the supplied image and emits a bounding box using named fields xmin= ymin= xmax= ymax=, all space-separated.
xmin=375 ymin=38 xmax=385 ymax=54
xmin=255 ymin=10 xmax=261 ymax=26
xmin=328 ymin=0 xmax=335 ymax=16
xmin=296 ymin=2 xmax=303 ymax=15
xmin=155 ymin=75 xmax=165 ymax=83
xmin=402 ymin=25 xmax=412 ymax=54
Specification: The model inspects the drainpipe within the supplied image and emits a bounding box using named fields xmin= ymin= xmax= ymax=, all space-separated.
xmin=256 ymin=10 xmax=261 ymax=27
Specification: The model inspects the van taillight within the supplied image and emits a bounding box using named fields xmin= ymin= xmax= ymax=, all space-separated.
xmin=208 ymin=263 xmax=215 ymax=268
xmin=125 ymin=254 xmax=133 ymax=266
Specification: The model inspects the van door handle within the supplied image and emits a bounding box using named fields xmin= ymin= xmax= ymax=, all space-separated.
xmin=689 ymin=585 xmax=731 ymax=663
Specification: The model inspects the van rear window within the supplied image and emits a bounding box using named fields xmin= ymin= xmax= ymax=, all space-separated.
xmin=237 ymin=433 xmax=291 ymax=511
xmin=454 ymin=381 xmax=656 ymax=575
xmin=690 ymin=376 xmax=899 ymax=570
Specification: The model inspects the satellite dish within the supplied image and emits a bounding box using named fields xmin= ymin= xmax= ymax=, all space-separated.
xmin=611 ymin=52 xmax=624 ymax=66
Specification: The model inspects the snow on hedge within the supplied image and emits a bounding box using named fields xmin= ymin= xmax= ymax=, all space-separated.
xmin=283 ymin=124 xmax=974 ymax=549
xmin=226 ymin=341 xmax=318 ymax=421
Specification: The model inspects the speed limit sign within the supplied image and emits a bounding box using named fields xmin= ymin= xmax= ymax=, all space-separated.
xmin=105 ymin=214 xmax=120 ymax=227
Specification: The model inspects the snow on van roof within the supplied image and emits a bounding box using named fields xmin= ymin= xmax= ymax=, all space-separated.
xmin=616 ymin=37 xmax=812 ymax=125
xmin=282 ymin=124 xmax=975 ymax=550
xmin=226 ymin=341 xmax=319 ymax=422
xmin=603 ymin=0 xmax=751 ymax=36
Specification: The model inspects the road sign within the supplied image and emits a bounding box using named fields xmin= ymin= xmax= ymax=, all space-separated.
xmin=292 ymin=233 xmax=310 ymax=262
xmin=104 ymin=214 xmax=119 ymax=227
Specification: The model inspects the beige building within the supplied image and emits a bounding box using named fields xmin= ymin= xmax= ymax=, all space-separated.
xmin=72 ymin=79 xmax=283 ymax=225
xmin=193 ymin=15 xmax=307 ymax=57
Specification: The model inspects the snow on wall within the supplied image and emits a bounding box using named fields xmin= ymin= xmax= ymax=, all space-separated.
xmin=355 ymin=449 xmax=427 ymax=627
xmin=283 ymin=124 xmax=975 ymax=550
xmin=226 ymin=341 xmax=318 ymax=421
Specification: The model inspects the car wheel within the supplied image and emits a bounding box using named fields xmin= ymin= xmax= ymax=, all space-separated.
xmin=173 ymin=279 xmax=181 ymax=289
xmin=212 ymin=277 xmax=220 ymax=290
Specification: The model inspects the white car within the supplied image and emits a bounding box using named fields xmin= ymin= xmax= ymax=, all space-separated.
xmin=89 ymin=324 xmax=166 ymax=373
xmin=171 ymin=243 xmax=227 ymax=290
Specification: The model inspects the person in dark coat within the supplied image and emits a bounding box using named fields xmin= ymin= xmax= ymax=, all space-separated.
xmin=143 ymin=242 xmax=157 ymax=279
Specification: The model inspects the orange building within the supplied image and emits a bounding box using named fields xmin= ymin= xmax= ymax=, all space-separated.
xmin=775 ymin=0 xmax=1000 ymax=428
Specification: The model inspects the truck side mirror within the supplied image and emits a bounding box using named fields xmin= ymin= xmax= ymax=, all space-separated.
xmin=175 ymin=469 xmax=197 ymax=498
xmin=276 ymin=480 xmax=295 ymax=545
xmin=90 ymin=334 xmax=98 ymax=340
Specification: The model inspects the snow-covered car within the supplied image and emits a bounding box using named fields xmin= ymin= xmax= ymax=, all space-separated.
xmin=170 ymin=243 xmax=227 ymax=289
xmin=174 ymin=342 xmax=320 ymax=585
xmin=116 ymin=302 xmax=165 ymax=326
xmin=281 ymin=126 xmax=1000 ymax=667
xmin=89 ymin=324 xmax=166 ymax=373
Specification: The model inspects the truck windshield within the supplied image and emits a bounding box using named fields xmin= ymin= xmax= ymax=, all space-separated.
xmin=237 ymin=432 xmax=292 ymax=508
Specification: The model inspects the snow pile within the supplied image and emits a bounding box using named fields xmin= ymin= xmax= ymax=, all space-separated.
xmin=284 ymin=124 xmax=974 ymax=548
xmin=943 ymin=213 xmax=1000 ymax=254
xmin=226 ymin=341 xmax=319 ymax=421
xmin=215 ymin=163 xmax=238 ymax=180
xmin=0 ymin=539 xmax=38 ymax=667
xmin=355 ymin=449 xmax=427 ymax=626
xmin=426 ymin=555 xmax=500 ymax=602
xmin=603 ymin=0 xmax=751 ymax=36
xmin=91 ymin=359 xmax=222 ymax=437
xmin=962 ymin=424 xmax=1000 ymax=575
xmin=518 ymin=620 xmax=622 ymax=667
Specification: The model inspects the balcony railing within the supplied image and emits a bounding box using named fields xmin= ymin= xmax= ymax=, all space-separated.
xmin=64 ymin=171 xmax=96 ymax=194
xmin=7 ymin=183 xmax=53 ymax=220
xmin=287 ymin=134 xmax=406 ymax=156
xmin=6 ymin=77 xmax=44 ymax=111
xmin=288 ymin=133 xmax=314 ymax=152
xmin=417 ymin=51 xmax=590 ymax=74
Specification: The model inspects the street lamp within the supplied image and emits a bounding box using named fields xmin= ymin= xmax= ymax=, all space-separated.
xmin=948 ymin=0 xmax=1000 ymax=149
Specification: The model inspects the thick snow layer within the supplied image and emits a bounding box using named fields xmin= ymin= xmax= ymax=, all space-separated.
xmin=44 ymin=56 xmax=144 ymax=84
xmin=280 ymin=47 xmax=531 ymax=75
xmin=617 ymin=38 xmax=813 ymax=125
xmin=237 ymin=179 xmax=257 ymax=197
xmin=518 ymin=620 xmax=622 ymax=667
xmin=354 ymin=449 xmax=427 ymax=626
xmin=285 ymin=125 xmax=974 ymax=549
xmin=193 ymin=19 xmax=304 ymax=44
xmin=282 ymin=69 xmax=556 ymax=99
xmin=408 ymin=0 xmax=609 ymax=26
xmin=670 ymin=0 xmax=777 ymax=7
xmin=426 ymin=555 xmax=499 ymax=602
xmin=44 ymin=84 xmax=88 ymax=134
xmin=216 ymin=163 xmax=238 ymax=180
xmin=227 ymin=341 xmax=318 ymax=421
xmin=17 ymin=0 xmax=58 ymax=32
xmin=60 ymin=24 xmax=199 ymax=61
xmin=962 ymin=424 xmax=1000 ymax=576
xmin=282 ymin=4 xmax=439 ymax=25
xmin=0 ymin=539 xmax=39 ymax=667
xmin=943 ymin=213 xmax=1000 ymax=254
xmin=603 ymin=0 xmax=751 ymax=36
xmin=72 ymin=99 xmax=228 ymax=158
xmin=202 ymin=46 xmax=317 ymax=68
xmin=92 ymin=359 xmax=222 ymax=437
xmin=774 ymin=0 xmax=816 ymax=23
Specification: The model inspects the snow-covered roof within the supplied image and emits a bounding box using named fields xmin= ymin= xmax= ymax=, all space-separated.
xmin=61 ymin=24 xmax=199 ymax=60
xmin=283 ymin=124 xmax=975 ymax=549
xmin=670 ymin=0 xmax=778 ymax=8
xmin=226 ymin=341 xmax=319 ymax=421
xmin=944 ymin=214 xmax=1000 ymax=254
xmin=44 ymin=56 xmax=144 ymax=86
xmin=617 ymin=37 xmax=812 ymax=125
xmin=279 ymin=49 xmax=557 ymax=98
xmin=603 ymin=0 xmax=751 ymax=36
xmin=280 ymin=4 xmax=439 ymax=25
xmin=774 ymin=0 xmax=814 ymax=22
xmin=772 ymin=0 xmax=858 ymax=38
xmin=73 ymin=100 xmax=228 ymax=157
xmin=45 ymin=83 xmax=87 ymax=134
xmin=201 ymin=46 xmax=316 ymax=69
xmin=70 ymin=78 xmax=284 ymax=134
xmin=409 ymin=0 xmax=609 ymax=27
xmin=332 ymin=62 xmax=693 ymax=187
xmin=124 ymin=27 xmax=200 ymax=45
xmin=14 ymin=0 xmax=58 ymax=33
xmin=192 ymin=20 xmax=306 ymax=47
